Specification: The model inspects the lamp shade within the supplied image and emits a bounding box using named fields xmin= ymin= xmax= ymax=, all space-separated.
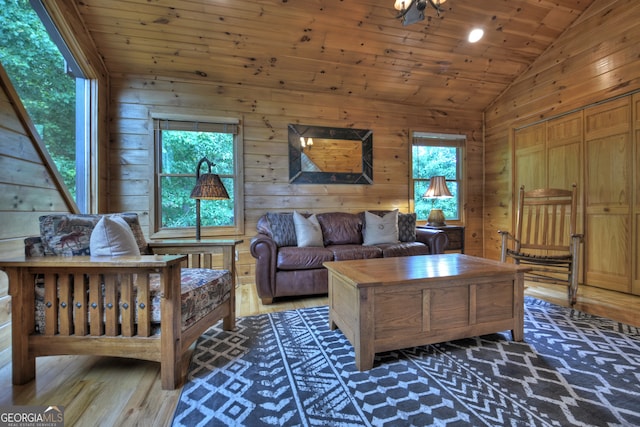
xmin=190 ymin=157 xmax=230 ymax=240
xmin=190 ymin=173 xmax=229 ymax=200
xmin=422 ymin=176 xmax=453 ymax=199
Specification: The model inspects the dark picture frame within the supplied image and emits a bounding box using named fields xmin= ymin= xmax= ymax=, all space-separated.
xmin=288 ymin=124 xmax=373 ymax=184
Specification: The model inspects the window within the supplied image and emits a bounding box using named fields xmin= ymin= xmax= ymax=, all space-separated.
xmin=411 ymin=132 xmax=465 ymax=222
xmin=153 ymin=119 xmax=243 ymax=237
xmin=0 ymin=0 xmax=91 ymax=212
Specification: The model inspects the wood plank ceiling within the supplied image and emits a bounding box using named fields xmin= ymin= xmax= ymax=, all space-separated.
xmin=75 ymin=0 xmax=595 ymax=114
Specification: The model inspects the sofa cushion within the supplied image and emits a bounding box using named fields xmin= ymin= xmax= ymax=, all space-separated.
xmin=316 ymin=212 xmax=363 ymax=246
xmin=39 ymin=213 xmax=149 ymax=256
xmin=328 ymin=244 xmax=383 ymax=261
xmin=90 ymin=216 xmax=141 ymax=257
xmin=360 ymin=210 xmax=416 ymax=242
xmin=293 ymin=211 xmax=324 ymax=247
xmin=266 ymin=212 xmax=297 ymax=247
xmin=363 ymin=210 xmax=399 ymax=245
xmin=377 ymin=241 xmax=430 ymax=257
xmin=277 ymin=246 xmax=334 ymax=270
xmin=398 ymin=212 xmax=417 ymax=242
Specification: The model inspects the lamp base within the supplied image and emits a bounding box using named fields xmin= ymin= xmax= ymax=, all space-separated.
xmin=427 ymin=208 xmax=446 ymax=227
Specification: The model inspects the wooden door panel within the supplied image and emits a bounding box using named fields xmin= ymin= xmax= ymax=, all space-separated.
xmin=585 ymin=99 xmax=631 ymax=139
xmin=635 ymin=212 xmax=640 ymax=295
xmin=514 ymin=123 xmax=546 ymax=191
xmin=515 ymin=149 xmax=545 ymax=191
xmin=548 ymin=143 xmax=581 ymax=191
xmin=585 ymin=214 xmax=631 ymax=292
xmin=633 ymin=94 xmax=640 ymax=295
xmin=547 ymin=111 xmax=582 ymax=190
xmin=586 ymin=135 xmax=631 ymax=207
xmin=584 ymin=98 xmax=632 ymax=293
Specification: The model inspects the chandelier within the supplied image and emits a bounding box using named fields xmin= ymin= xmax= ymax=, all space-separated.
xmin=394 ymin=0 xmax=446 ymax=26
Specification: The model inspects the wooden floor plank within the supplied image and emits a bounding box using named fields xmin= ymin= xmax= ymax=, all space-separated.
xmin=0 ymin=281 xmax=637 ymax=426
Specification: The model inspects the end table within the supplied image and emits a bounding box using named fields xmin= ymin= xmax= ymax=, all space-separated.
xmin=419 ymin=225 xmax=464 ymax=253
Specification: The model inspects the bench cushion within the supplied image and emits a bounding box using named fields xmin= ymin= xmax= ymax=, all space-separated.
xmin=34 ymin=268 xmax=232 ymax=334
xmin=39 ymin=213 xmax=149 ymax=256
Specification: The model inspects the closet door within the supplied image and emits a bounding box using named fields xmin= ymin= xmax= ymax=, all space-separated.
xmin=547 ymin=111 xmax=584 ymax=281
xmin=584 ymin=98 xmax=632 ymax=293
xmin=547 ymin=112 xmax=583 ymax=191
xmin=633 ymin=93 xmax=640 ymax=295
xmin=514 ymin=122 xmax=546 ymax=192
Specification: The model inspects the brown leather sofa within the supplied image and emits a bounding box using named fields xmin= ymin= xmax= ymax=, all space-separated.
xmin=250 ymin=211 xmax=448 ymax=304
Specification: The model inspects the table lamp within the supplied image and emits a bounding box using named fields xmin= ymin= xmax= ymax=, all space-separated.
xmin=422 ymin=176 xmax=452 ymax=227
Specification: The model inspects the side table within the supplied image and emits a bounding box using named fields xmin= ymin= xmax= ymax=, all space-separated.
xmin=148 ymin=237 xmax=243 ymax=288
xmin=419 ymin=225 xmax=464 ymax=253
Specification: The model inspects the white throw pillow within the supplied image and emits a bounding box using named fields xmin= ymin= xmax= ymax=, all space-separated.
xmin=363 ymin=210 xmax=399 ymax=245
xmin=90 ymin=216 xmax=141 ymax=256
xmin=293 ymin=211 xmax=324 ymax=247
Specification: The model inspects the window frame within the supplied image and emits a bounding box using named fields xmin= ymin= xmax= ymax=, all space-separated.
xmin=151 ymin=116 xmax=244 ymax=239
xmin=410 ymin=132 xmax=465 ymax=224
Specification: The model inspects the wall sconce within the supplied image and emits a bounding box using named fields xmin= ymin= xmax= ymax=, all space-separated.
xmin=422 ymin=175 xmax=452 ymax=227
xmin=189 ymin=157 xmax=230 ymax=240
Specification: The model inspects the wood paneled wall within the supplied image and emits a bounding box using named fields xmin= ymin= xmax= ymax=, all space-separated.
xmin=0 ymin=1 xmax=108 ymax=365
xmin=484 ymin=0 xmax=640 ymax=261
xmin=0 ymin=66 xmax=71 ymax=367
xmin=108 ymin=75 xmax=484 ymax=284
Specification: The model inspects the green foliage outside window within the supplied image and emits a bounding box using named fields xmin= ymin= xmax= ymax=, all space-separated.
xmin=413 ymin=145 xmax=460 ymax=221
xmin=0 ymin=0 xmax=77 ymax=198
xmin=160 ymin=130 xmax=235 ymax=228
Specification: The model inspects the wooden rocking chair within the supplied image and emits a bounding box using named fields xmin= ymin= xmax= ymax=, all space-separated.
xmin=499 ymin=185 xmax=583 ymax=305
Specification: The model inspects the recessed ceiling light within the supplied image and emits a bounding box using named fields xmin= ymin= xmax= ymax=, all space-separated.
xmin=468 ymin=28 xmax=484 ymax=43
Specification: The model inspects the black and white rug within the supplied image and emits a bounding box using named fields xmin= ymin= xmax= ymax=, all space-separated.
xmin=173 ymin=297 xmax=640 ymax=427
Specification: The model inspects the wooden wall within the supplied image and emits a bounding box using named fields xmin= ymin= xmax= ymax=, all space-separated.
xmin=484 ymin=0 xmax=640 ymax=263
xmin=0 ymin=65 xmax=73 ymax=367
xmin=0 ymin=1 xmax=108 ymax=366
xmin=108 ymin=75 xmax=484 ymax=284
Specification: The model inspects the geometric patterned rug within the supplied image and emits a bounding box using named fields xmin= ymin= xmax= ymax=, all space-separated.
xmin=172 ymin=297 xmax=640 ymax=427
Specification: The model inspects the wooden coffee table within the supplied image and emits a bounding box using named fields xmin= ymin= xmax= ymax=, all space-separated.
xmin=323 ymin=254 xmax=529 ymax=370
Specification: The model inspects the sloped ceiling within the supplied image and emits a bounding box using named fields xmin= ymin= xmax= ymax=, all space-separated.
xmin=75 ymin=0 xmax=595 ymax=114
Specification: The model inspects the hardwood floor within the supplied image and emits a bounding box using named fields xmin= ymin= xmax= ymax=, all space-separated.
xmin=0 ymin=281 xmax=637 ymax=426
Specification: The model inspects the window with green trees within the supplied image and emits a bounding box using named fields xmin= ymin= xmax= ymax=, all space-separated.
xmin=1 ymin=0 xmax=90 ymax=211
xmin=412 ymin=133 xmax=465 ymax=222
xmin=155 ymin=120 xmax=240 ymax=235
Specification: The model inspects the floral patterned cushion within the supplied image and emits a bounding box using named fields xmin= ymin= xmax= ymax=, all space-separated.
xmin=38 ymin=212 xmax=149 ymax=256
xmin=163 ymin=268 xmax=232 ymax=330
xmin=34 ymin=268 xmax=231 ymax=334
